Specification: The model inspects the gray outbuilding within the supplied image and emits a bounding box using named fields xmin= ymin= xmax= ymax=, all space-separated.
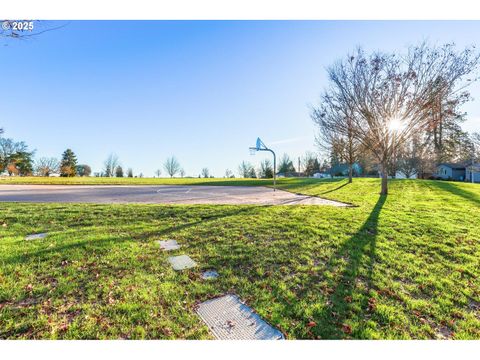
xmin=435 ymin=163 xmax=466 ymax=181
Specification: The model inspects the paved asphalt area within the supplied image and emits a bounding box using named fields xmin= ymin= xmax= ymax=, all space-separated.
xmin=0 ymin=185 xmax=349 ymax=206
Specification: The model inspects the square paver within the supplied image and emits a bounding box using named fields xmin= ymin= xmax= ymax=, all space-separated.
xmin=196 ymin=294 xmax=284 ymax=340
xmin=168 ymin=255 xmax=197 ymax=271
xmin=157 ymin=239 xmax=181 ymax=251
xmin=201 ymin=270 xmax=219 ymax=280
xmin=25 ymin=233 xmax=48 ymax=241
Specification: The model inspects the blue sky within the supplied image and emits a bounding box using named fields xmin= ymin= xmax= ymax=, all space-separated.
xmin=1 ymin=21 xmax=480 ymax=177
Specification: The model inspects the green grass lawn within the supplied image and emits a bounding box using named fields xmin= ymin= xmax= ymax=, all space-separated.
xmin=0 ymin=175 xmax=274 ymax=186
xmin=0 ymin=178 xmax=479 ymax=339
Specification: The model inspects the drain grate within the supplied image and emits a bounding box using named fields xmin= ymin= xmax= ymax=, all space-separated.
xmin=196 ymin=294 xmax=284 ymax=340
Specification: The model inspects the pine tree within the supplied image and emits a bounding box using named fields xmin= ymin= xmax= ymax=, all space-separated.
xmin=115 ymin=166 xmax=124 ymax=178
xmin=60 ymin=149 xmax=78 ymax=177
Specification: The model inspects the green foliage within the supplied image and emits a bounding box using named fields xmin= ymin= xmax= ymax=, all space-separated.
xmin=0 ymin=179 xmax=479 ymax=339
xmin=76 ymin=164 xmax=91 ymax=177
xmin=278 ymin=153 xmax=295 ymax=174
xmin=60 ymin=149 xmax=78 ymax=177
xmin=0 ymin=138 xmax=32 ymax=174
xmin=115 ymin=166 xmax=124 ymax=178
xmin=302 ymin=151 xmax=320 ymax=176
xmin=238 ymin=161 xmax=256 ymax=178
xmin=259 ymin=159 xmax=273 ymax=178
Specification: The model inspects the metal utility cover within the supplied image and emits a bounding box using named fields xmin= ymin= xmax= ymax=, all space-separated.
xmin=157 ymin=239 xmax=181 ymax=251
xmin=196 ymin=294 xmax=284 ymax=340
xmin=201 ymin=270 xmax=219 ymax=280
xmin=25 ymin=233 xmax=47 ymax=240
xmin=168 ymin=255 xmax=197 ymax=271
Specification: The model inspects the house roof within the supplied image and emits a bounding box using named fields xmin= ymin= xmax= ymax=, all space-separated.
xmin=437 ymin=163 xmax=467 ymax=170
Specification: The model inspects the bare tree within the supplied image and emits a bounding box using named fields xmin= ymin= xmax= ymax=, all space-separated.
xmin=312 ymin=105 xmax=361 ymax=183
xmin=163 ymin=156 xmax=181 ymax=178
xmin=35 ymin=157 xmax=59 ymax=177
xmin=179 ymin=168 xmax=186 ymax=178
xmin=201 ymin=167 xmax=210 ymax=178
xmin=0 ymin=138 xmax=29 ymax=173
xmin=103 ymin=154 xmax=120 ymax=177
xmin=471 ymin=132 xmax=480 ymax=161
xmin=155 ymin=169 xmax=162 ymax=178
xmin=313 ymin=43 xmax=479 ymax=194
xmin=0 ymin=21 xmax=68 ymax=41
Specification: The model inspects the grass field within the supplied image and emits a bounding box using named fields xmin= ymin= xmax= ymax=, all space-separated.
xmin=0 ymin=178 xmax=479 ymax=339
xmin=0 ymin=176 xmax=273 ymax=186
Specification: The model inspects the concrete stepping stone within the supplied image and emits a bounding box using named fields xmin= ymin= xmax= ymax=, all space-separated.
xmin=196 ymin=294 xmax=284 ymax=340
xmin=201 ymin=270 xmax=219 ymax=280
xmin=168 ymin=255 xmax=197 ymax=271
xmin=25 ymin=233 xmax=48 ymax=241
xmin=157 ymin=239 xmax=181 ymax=251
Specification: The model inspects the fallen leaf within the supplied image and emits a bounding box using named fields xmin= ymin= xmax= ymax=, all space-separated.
xmin=307 ymin=321 xmax=317 ymax=328
xmin=342 ymin=323 xmax=352 ymax=334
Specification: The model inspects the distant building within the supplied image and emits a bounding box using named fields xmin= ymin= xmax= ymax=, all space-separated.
xmin=312 ymin=172 xmax=329 ymax=178
xmin=435 ymin=163 xmax=466 ymax=181
xmin=466 ymin=164 xmax=480 ymax=183
xmin=276 ymin=171 xmax=305 ymax=178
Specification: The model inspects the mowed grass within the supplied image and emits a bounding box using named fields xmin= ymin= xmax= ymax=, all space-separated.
xmin=0 ymin=178 xmax=479 ymax=339
xmin=0 ymin=176 xmax=274 ymax=186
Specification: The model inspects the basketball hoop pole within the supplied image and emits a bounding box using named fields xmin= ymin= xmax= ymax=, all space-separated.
xmin=249 ymin=138 xmax=276 ymax=191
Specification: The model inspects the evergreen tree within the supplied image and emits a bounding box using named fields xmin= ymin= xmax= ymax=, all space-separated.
xmin=278 ymin=154 xmax=295 ymax=174
xmin=115 ymin=166 xmax=124 ymax=178
xmin=60 ymin=149 xmax=78 ymax=177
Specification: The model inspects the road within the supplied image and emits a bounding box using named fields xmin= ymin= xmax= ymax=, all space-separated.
xmin=0 ymin=185 xmax=349 ymax=206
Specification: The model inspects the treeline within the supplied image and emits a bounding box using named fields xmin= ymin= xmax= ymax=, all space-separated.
xmin=312 ymin=42 xmax=480 ymax=194
xmin=235 ymin=151 xmax=327 ymax=179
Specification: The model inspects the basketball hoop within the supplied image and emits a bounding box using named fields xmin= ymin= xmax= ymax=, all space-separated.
xmin=248 ymin=137 xmax=277 ymax=191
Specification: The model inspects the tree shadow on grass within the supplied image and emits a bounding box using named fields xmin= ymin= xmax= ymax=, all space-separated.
xmin=265 ymin=194 xmax=386 ymax=339
xmin=315 ymin=194 xmax=386 ymax=338
xmin=425 ymin=181 xmax=480 ymax=206
xmin=318 ymin=179 xmax=350 ymax=195
xmin=277 ymin=178 xmax=349 ymax=196
xmin=309 ymin=194 xmax=386 ymax=338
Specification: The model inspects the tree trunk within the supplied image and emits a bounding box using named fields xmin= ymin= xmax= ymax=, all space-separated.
xmin=380 ymin=163 xmax=388 ymax=195
xmin=348 ymin=163 xmax=353 ymax=183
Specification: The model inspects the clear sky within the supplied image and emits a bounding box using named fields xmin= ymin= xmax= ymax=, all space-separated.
xmin=1 ymin=21 xmax=480 ymax=177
